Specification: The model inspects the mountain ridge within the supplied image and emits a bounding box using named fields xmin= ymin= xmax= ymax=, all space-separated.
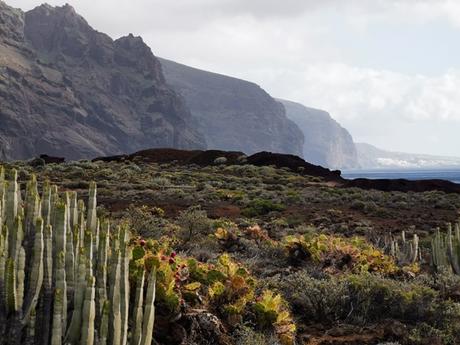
xmin=159 ymin=57 xmax=305 ymax=157
xmin=278 ymin=99 xmax=359 ymax=169
xmin=0 ymin=1 xmax=206 ymax=160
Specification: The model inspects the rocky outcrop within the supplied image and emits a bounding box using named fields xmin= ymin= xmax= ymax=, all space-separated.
xmin=159 ymin=58 xmax=304 ymax=157
xmin=0 ymin=2 xmax=206 ymax=161
xmin=95 ymin=148 xmax=343 ymax=181
xmin=279 ymin=99 xmax=359 ymax=169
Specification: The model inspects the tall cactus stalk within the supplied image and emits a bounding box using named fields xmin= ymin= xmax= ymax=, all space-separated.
xmin=5 ymin=169 xmax=18 ymax=233
xmin=55 ymin=252 xmax=67 ymax=337
xmin=119 ymin=226 xmax=131 ymax=345
xmin=41 ymin=181 xmax=51 ymax=226
xmin=37 ymin=224 xmax=53 ymax=345
xmin=17 ymin=247 xmax=26 ymax=311
xmin=109 ymin=250 xmax=122 ymax=345
xmin=98 ymin=300 xmax=110 ymax=345
xmin=390 ymin=230 xmax=420 ymax=265
xmin=0 ymin=226 xmax=7 ymax=325
xmin=53 ymin=202 xmax=67 ymax=262
xmin=80 ymin=276 xmax=96 ymax=345
xmin=0 ymin=166 xmax=5 ymax=221
xmin=51 ymin=288 xmax=63 ymax=345
xmin=23 ymin=218 xmax=44 ymax=323
xmin=140 ymin=268 xmax=156 ymax=345
xmin=96 ymin=221 xmax=109 ymax=327
xmin=131 ymin=270 xmax=145 ymax=345
xmin=87 ymin=183 xmax=97 ymax=256
xmin=65 ymin=248 xmax=86 ymax=344
xmin=6 ymin=258 xmax=17 ymax=313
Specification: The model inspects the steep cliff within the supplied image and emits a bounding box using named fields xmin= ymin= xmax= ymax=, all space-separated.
xmin=279 ymin=99 xmax=359 ymax=169
xmin=159 ymin=58 xmax=304 ymax=157
xmin=0 ymin=2 xmax=205 ymax=160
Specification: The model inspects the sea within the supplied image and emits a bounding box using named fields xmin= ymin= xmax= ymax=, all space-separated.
xmin=341 ymin=169 xmax=460 ymax=184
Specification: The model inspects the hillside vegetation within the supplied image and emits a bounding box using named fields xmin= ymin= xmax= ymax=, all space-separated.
xmin=1 ymin=158 xmax=460 ymax=344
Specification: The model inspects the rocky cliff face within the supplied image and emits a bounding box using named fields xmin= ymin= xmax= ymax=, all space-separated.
xmin=0 ymin=2 xmax=206 ymax=160
xmin=279 ymin=99 xmax=359 ymax=169
xmin=159 ymin=58 xmax=304 ymax=157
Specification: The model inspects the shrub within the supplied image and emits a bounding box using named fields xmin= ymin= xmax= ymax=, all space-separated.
xmin=232 ymin=326 xmax=280 ymax=345
xmin=214 ymin=157 xmax=228 ymax=165
xmin=283 ymin=234 xmax=398 ymax=274
xmin=177 ymin=206 xmax=211 ymax=242
xmin=345 ymin=273 xmax=439 ymax=324
xmin=125 ymin=205 xmax=167 ymax=239
xmin=276 ymin=271 xmax=349 ymax=324
xmin=28 ymin=157 xmax=45 ymax=167
xmin=152 ymin=177 xmax=171 ymax=188
xmin=242 ymin=198 xmax=286 ymax=217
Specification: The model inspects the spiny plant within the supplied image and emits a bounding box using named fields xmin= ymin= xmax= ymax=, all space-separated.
xmin=0 ymin=167 xmax=157 ymax=345
xmin=388 ymin=230 xmax=421 ymax=265
xmin=431 ymin=222 xmax=460 ymax=274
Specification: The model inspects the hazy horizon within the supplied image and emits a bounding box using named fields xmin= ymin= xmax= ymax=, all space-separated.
xmin=9 ymin=0 xmax=460 ymax=157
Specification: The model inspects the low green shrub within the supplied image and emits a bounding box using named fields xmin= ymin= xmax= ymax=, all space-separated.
xmin=242 ymin=198 xmax=286 ymax=217
xmin=177 ymin=206 xmax=212 ymax=242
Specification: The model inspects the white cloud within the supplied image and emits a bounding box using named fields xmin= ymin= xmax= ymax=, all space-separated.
xmin=282 ymin=64 xmax=460 ymax=123
xmin=267 ymin=63 xmax=460 ymax=155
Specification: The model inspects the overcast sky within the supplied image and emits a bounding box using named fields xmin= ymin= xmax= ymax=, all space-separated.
xmin=9 ymin=0 xmax=460 ymax=156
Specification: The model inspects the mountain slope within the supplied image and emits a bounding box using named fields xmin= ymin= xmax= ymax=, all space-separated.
xmin=279 ymin=99 xmax=359 ymax=169
xmin=159 ymin=58 xmax=304 ymax=157
xmin=0 ymin=2 xmax=206 ymax=160
xmin=356 ymin=143 xmax=460 ymax=169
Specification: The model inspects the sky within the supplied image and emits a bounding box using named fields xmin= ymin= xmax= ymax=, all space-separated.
xmin=9 ymin=0 xmax=460 ymax=156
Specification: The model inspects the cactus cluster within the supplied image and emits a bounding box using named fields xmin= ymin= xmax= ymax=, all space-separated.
xmin=0 ymin=167 xmax=157 ymax=345
xmin=431 ymin=222 xmax=460 ymax=274
xmin=389 ymin=231 xmax=420 ymax=265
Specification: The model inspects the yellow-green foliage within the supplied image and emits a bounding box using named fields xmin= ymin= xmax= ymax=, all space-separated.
xmin=131 ymin=243 xmax=257 ymax=318
xmin=209 ymin=254 xmax=256 ymax=317
xmin=253 ymin=290 xmax=296 ymax=345
xmin=284 ymin=234 xmax=399 ymax=274
xmin=129 ymin=241 xmax=294 ymax=344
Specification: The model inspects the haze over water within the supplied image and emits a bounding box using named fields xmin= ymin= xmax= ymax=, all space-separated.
xmin=342 ymin=169 xmax=460 ymax=184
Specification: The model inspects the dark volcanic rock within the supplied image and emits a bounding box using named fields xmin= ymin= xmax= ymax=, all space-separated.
xmin=95 ymin=148 xmax=343 ymax=181
xmin=246 ymin=151 xmax=343 ymax=181
xmin=93 ymin=148 xmax=245 ymax=166
xmin=279 ymin=99 xmax=359 ymax=169
xmin=0 ymin=2 xmax=206 ymax=161
xmin=345 ymin=178 xmax=460 ymax=194
xmin=159 ymin=58 xmax=304 ymax=157
xmin=39 ymin=154 xmax=65 ymax=164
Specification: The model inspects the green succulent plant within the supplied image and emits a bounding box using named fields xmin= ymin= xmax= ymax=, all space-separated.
xmin=0 ymin=168 xmax=157 ymax=345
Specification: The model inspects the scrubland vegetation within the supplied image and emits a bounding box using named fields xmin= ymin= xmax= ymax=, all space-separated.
xmin=2 ymin=158 xmax=460 ymax=344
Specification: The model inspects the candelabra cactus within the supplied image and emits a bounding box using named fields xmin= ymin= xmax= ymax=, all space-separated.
xmin=389 ymin=230 xmax=420 ymax=265
xmin=0 ymin=168 xmax=157 ymax=345
xmin=431 ymin=222 xmax=460 ymax=274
